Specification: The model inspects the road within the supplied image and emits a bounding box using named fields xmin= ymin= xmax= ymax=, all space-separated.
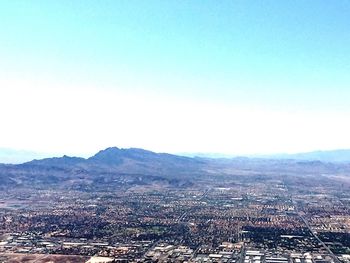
xmin=292 ymin=198 xmax=340 ymax=263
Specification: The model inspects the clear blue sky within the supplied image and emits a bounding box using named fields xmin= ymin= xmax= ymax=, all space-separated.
xmin=1 ymin=0 xmax=350 ymax=156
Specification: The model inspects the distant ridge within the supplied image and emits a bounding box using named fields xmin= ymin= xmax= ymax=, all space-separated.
xmin=181 ymin=149 xmax=350 ymax=163
xmin=258 ymin=149 xmax=350 ymax=163
xmin=179 ymin=152 xmax=238 ymax=159
xmin=0 ymin=148 xmax=52 ymax=164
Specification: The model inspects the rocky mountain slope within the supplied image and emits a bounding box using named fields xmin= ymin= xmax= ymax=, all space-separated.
xmin=1 ymin=147 xmax=350 ymax=190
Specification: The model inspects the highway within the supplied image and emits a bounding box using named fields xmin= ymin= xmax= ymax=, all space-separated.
xmin=292 ymin=197 xmax=340 ymax=263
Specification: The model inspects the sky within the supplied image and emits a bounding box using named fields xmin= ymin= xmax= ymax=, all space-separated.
xmin=1 ymin=0 xmax=350 ymax=157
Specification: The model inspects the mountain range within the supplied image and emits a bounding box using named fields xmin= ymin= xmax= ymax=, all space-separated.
xmin=0 ymin=147 xmax=206 ymax=190
xmin=259 ymin=149 xmax=350 ymax=163
xmin=3 ymin=148 xmax=350 ymax=164
xmin=182 ymin=149 xmax=350 ymax=163
xmin=1 ymin=147 xmax=350 ymax=190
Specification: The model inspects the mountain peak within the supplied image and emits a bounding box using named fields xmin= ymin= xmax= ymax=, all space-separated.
xmin=88 ymin=147 xmax=160 ymax=165
xmin=99 ymin=146 xmax=120 ymax=153
xmin=88 ymin=147 xmax=123 ymax=165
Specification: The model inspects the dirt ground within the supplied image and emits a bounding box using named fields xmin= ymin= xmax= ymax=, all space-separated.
xmin=0 ymin=253 xmax=89 ymax=263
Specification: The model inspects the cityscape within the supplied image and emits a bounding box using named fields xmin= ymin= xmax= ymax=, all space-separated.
xmin=1 ymin=148 xmax=350 ymax=262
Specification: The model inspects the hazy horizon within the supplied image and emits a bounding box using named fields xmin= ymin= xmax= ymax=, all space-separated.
xmin=1 ymin=1 xmax=350 ymax=156
xmin=3 ymin=146 xmax=350 ymax=165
